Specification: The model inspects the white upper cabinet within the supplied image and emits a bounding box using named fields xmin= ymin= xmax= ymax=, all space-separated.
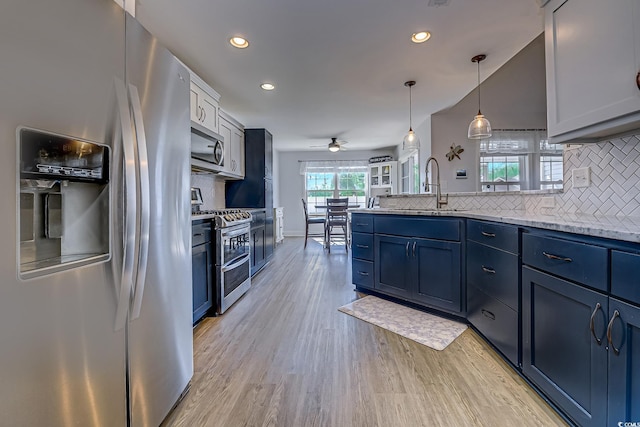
xmin=189 ymin=76 xmax=220 ymax=133
xmin=544 ymin=0 xmax=640 ymax=143
xmin=219 ymin=110 xmax=245 ymax=179
xmin=368 ymin=161 xmax=398 ymax=195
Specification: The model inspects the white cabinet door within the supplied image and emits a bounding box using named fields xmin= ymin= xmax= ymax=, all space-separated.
xmin=189 ymin=81 xmax=219 ymax=133
xmin=218 ymin=112 xmax=245 ymax=179
xmin=545 ymin=0 xmax=640 ymax=142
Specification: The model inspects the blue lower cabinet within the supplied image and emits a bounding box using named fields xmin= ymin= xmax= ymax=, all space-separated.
xmin=374 ymin=234 xmax=462 ymax=314
xmin=352 ymin=259 xmax=374 ymax=290
xmin=522 ymin=266 xmax=608 ymax=427
xmin=607 ymin=298 xmax=640 ymax=426
xmin=413 ymin=239 xmax=461 ymax=313
xmin=375 ymin=234 xmax=414 ymax=299
xmin=468 ymin=284 xmax=518 ymax=365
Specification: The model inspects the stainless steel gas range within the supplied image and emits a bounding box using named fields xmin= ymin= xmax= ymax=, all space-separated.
xmin=192 ymin=189 xmax=252 ymax=314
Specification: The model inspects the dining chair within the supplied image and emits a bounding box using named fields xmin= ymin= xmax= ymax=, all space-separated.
xmin=302 ymin=199 xmax=325 ymax=248
xmin=324 ymin=198 xmax=349 ymax=253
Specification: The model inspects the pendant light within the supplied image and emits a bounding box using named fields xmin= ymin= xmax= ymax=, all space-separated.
xmin=468 ymin=54 xmax=492 ymax=139
xmin=403 ymin=80 xmax=420 ymax=150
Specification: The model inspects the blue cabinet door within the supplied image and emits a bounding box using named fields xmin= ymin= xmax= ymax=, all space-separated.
xmin=413 ymin=238 xmax=462 ymax=313
xmin=608 ymin=298 xmax=640 ymax=426
xmin=375 ymin=234 xmax=413 ymax=299
xmin=522 ymin=266 xmax=608 ymax=427
xmin=192 ymin=242 xmax=213 ymax=323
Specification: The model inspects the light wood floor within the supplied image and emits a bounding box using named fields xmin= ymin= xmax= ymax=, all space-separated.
xmin=164 ymin=237 xmax=567 ymax=427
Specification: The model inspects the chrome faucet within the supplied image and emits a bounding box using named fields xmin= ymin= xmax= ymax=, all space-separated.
xmin=424 ymin=156 xmax=448 ymax=209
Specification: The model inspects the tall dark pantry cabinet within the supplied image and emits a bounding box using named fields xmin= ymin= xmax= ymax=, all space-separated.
xmin=226 ymin=129 xmax=274 ymax=276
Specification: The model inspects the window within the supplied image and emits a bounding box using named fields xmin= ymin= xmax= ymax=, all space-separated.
xmin=302 ymin=162 xmax=368 ymax=215
xmin=400 ymin=152 xmax=420 ymax=194
xmin=479 ymin=130 xmax=562 ymax=192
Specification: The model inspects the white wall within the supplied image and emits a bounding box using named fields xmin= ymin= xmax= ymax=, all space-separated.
xmin=277 ymin=148 xmax=395 ymax=236
xmin=430 ymin=34 xmax=547 ymax=192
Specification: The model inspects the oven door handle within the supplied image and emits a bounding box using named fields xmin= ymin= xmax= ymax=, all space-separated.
xmin=222 ymin=253 xmax=250 ymax=272
xmin=221 ymin=225 xmax=250 ymax=239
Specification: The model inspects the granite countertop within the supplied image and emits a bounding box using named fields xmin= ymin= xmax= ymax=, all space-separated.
xmin=349 ymin=208 xmax=640 ymax=244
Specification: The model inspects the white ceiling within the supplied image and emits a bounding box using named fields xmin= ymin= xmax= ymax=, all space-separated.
xmin=136 ymin=0 xmax=544 ymax=152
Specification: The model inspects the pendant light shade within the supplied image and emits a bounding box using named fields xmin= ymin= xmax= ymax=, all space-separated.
xmin=403 ymin=80 xmax=420 ymax=151
xmin=468 ymin=54 xmax=492 ymax=140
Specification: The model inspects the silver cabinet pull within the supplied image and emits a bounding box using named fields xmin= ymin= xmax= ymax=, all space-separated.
xmin=589 ymin=302 xmax=603 ymax=345
xmin=607 ymin=310 xmax=621 ymax=355
xmin=481 ymin=266 xmax=496 ymax=274
xmin=542 ymin=251 xmax=572 ymax=262
xmin=358 ymin=271 xmax=369 ymax=276
xmin=412 ymin=241 xmax=417 ymax=257
xmin=481 ymin=231 xmax=496 ymax=238
xmin=481 ymin=309 xmax=495 ymax=320
xmin=356 ymin=244 xmax=369 ymax=249
xmin=405 ymin=242 xmax=410 ymax=257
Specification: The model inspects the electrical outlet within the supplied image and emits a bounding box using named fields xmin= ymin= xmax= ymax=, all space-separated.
xmin=572 ymin=167 xmax=591 ymax=188
xmin=540 ymin=196 xmax=555 ymax=208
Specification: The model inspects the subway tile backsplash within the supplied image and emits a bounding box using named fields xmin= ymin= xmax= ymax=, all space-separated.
xmin=380 ymin=133 xmax=640 ymax=218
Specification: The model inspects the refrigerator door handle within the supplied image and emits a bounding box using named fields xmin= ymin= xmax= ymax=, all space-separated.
xmin=128 ymin=84 xmax=150 ymax=321
xmin=114 ymin=78 xmax=138 ymax=331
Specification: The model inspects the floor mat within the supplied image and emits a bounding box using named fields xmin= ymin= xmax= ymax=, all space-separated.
xmin=338 ymin=295 xmax=468 ymax=351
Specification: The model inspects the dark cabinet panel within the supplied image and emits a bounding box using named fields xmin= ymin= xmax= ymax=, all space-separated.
xmin=251 ymin=225 xmax=265 ymax=276
xmin=192 ymin=240 xmax=213 ymax=323
xmin=522 ymin=266 xmax=608 ymax=427
xmin=375 ymin=234 xmax=414 ymax=299
xmin=611 ymin=250 xmax=640 ymax=305
xmin=351 ymin=214 xmax=373 ymax=234
xmin=467 ymin=219 xmax=519 ymax=253
xmin=522 ymin=233 xmax=608 ymax=292
xmin=352 ymin=259 xmax=374 ymax=290
xmin=468 ymin=284 xmax=518 ymax=365
xmin=374 ymin=228 xmax=463 ymax=314
xmin=467 ymin=240 xmax=519 ymax=310
xmin=352 ymin=232 xmax=374 ymax=261
xmin=607 ymin=298 xmax=640 ymax=426
xmin=413 ymin=238 xmax=461 ymax=312
xmin=374 ymin=215 xmax=460 ymax=241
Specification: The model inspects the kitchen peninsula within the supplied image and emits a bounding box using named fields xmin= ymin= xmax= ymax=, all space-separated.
xmin=351 ymin=190 xmax=640 ymax=427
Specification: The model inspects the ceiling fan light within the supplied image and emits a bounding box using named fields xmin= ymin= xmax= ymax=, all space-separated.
xmin=403 ymin=129 xmax=420 ymax=150
xmin=468 ymin=113 xmax=492 ymax=139
xmin=328 ymin=142 xmax=340 ymax=152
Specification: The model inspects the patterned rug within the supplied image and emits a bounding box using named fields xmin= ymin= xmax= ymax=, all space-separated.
xmin=338 ymin=295 xmax=468 ymax=351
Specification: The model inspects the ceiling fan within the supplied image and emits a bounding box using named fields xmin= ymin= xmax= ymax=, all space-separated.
xmin=310 ymin=137 xmax=349 ymax=152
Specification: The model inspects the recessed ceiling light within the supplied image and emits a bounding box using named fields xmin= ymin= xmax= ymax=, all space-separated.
xmin=411 ymin=31 xmax=431 ymax=43
xmin=260 ymin=83 xmax=275 ymax=91
xmin=229 ymin=36 xmax=249 ymax=49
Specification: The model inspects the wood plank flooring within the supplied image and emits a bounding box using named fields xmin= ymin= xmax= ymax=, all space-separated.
xmin=163 ymin=237 xmax=567 ymax=427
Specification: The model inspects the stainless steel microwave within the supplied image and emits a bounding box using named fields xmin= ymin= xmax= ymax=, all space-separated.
xmin=191 ymin=121 xmax=225 ymax=173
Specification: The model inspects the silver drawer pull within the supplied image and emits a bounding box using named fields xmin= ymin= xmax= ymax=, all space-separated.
xmin=542 ymin=251 xmax=573 ymax=262
xmin=355 ymin=223 xmax=369 ymax=226
xmin=356 ymin=244 xmax=369 ymax=249
xmin=481 ymin=266 xmax=496 ymax=274
xmin=358 ymin=271 xmax=369 ymax=276
xmin=589 ymin=302 xmax=603 ymax=345
xmin=607 ymin=310 xmax=621 ymax=355
xmin=481 ymin=231 xmax=496 ymax=238
xmin=481 ymin=309 xmax=495 ymax=320
xmin=193 ymin=233 xmax=204 ymax=237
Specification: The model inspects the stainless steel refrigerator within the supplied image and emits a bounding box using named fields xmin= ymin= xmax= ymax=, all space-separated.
xmin=0 ymin=1 xmax=193 ymax=426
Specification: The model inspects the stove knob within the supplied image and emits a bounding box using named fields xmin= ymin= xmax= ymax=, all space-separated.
xmin=223 ymin=214 xmax=231 ymax=221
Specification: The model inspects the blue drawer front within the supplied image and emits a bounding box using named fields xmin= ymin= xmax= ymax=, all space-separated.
xmin=611 ymin=250 xmax=640 ymax=305
xmin=352 ymin=259 xmax=374 ymax=289
xmin=467 ymin=219 xmax=519 ymax=254
xmin=374 ymin=216 xmax=460 ymax=241
xmin=468 ymin=284 xmax=519 ymax=366
xmin=352 ymin=232 xmax=374 ymax=261
xmin=522 ymin=233 xmax=608 ymax=292
xmin=467 ymin=240 xmax=519 ymax=310
xmin=351 ymin=214 xmax=373 ymax=234
xmin=192 ymin=222 xmax=212 ymax=246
